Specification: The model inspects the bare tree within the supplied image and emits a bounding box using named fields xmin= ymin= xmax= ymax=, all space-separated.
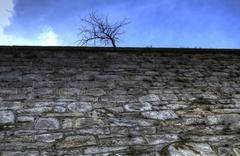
xmin=77 ymin=12 xmax=130 ymax=47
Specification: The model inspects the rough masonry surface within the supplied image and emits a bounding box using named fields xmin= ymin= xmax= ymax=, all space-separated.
xmin=0 ymin=46 xmax=240 ymax=156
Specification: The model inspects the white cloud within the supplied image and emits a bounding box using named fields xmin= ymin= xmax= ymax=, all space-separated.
xmin=0 ymin=0 xmax=58 ymax=46
xmin=37 ymin=28 xmax=58 ymax=46
xmin=0 ymin=0 xmax=14 ymax=33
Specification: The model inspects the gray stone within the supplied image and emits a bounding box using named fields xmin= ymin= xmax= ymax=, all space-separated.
xmin=141 ymin=110 xmax=178 ymax=120
xmin=76 ymin=117 xmax=105 ymax=128
xmin=99 ymin=136 xmax=146 ymax=146
xmin=164 ymin=143 xmax=217 ymax=156
xmin=19 ymin=107 xmax=52 ymax=114
xmin=108 ymin=118 xmax=135 ymax=127
xmin=54 ymin=106 xmax=66 ymax=112
xmin=35 ymin=118 xmax=60 ymax=129
xmin=58 ymin=135 xmax=96 ymax=148
xmin=62 ymin=118 xmax=73 ymax=129
xmin=17 ymin=116 xmax=34 ymax=122
xmin=124 ymin=102 xmax=152 ymax=112
xmin=1 ymin=151 xmax=39 ymax=156
xmin=85 ymin=88 xmax=106 ymax=96
xmin=68 ymin=102 xmax=92 ymax=112
xmin=139 ymin=94 xmax=160 ymax=103
xmin=233 ymin=148 xmax=240 ymax=156
xmin=160 ymin=94 xmax=178 ymax=101
xmin=145 ymin=134 xmax=178 ymax=145
xmin=35 ymin=133 xmax=63 ymax=143
xmin=0 ymin=71 xmax=22 ymax=81
xmin=218 ymin=147 xmax=234 ymax=156
xmin=14 ymin=130 xmax=44 ymax=136
xmin=0 ymin=132 xmax=4 ymax=139
xmin=76 ymin=127 xmax=110 ymax=135
xmin=0 ymin=101 xmax=22 ymax=110
xmin=84 ymin=147 xmax=127 ymax=154
xmin=207 ymin=114 xmax=240 ymax=130
xmin=0 ymin=110 xmax=15 ymax=125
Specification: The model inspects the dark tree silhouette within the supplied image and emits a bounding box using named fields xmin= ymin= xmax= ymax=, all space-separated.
xmin=77 ymin=12 xmax=130 ymax=47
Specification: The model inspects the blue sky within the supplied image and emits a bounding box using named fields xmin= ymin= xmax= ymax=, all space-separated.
xmin=0 ymin=0 xmax=240 ymax=48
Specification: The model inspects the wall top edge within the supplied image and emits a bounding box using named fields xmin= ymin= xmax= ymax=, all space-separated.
xmin=0 ymin=46 xmax=240 ymax=53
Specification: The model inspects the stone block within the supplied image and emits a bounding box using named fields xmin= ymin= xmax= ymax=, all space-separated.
xmin=139 ymin=94 xmax=160 ymax=103
xmin=17 ymin=116 xmax=34 ymax=122
xmin=35 ymin=133 xmax=63 ymax=143
xmin=233 ymin=148 xmax=240 ymax=156
xmin=1 ymin=151 xmax=39 ymax=156
xmin=0 ymin=71 xmax=22 ymax=81
xmin=35 ymin=118 xmax=60 ymax=129
xmin=145 ymin=134 xmax=178 ymax=145
xmin=58 ymin=135 xmax=96 ymax=148
xmin=75 ymin=117 xmax=105 ymax=128
xmin=0 ymin=110 xmax=15 ymax=125
xmin=62 ymin=118 xmax=73 ymax=129
xmin=218 ymin=147 xmax=235 ymax=156
xmin=141 ymin=110 xmax=178 ymax=120
xmin=85 ymin=88 xmax=106 ymax=96
xmin=162 ymin=142 xmax=217 ymax=156
xmin=84 ymin=147 xmax=127 ymax=154
xmin=68 ymin=102 xmax=92 ymax=112
xmin=124 ymin=102 xmax=152 ymax=112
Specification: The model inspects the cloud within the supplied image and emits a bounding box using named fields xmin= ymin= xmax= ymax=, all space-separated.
xmin=0 ymin=26 xmax=59 ymax=46
xmin=0 ymin=0 xmax=14 ymax=32
xmin=36 ymin=27 xmax=58 ymax=46
xmin=0 ymin=0 xmax=58 ymax=46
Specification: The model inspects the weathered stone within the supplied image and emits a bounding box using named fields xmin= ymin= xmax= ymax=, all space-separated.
xmin=54 ymin=106 xmax=66 ymax=112
xmin=160 ymin=94 xmax=178 ymax=101
xmin=207 ymin=114 xmax=240 ymax=130
xmin=14 ymin=130 xmax=45 ymax=136
xmin=68 ymin=102 xmax=92 ymax=112
xmin=163 ymin=143 xmax=217 ymax=156
xmin=84 ymin=147 xmax=127 ymax=154
xmin=35 ymin=118 xmax=60 ymax=129
xmin=17 ymin=116 xmax=34 ymax=122
xmin=75 ymin=117 xmax=105 ymax=128
xmin=141 ymin=110 xmax=178 ymax=120
xmin=0 ymin=110 xmax=15 ymax=125
xmin=1 ymin=151 xmax=39 ymax=156
xmin=139 ymin=94 xmax=160 ymax=103
xmin=46 ymin=112 xmax=84 ymax=117
xmin=62 ymin=118 xmax=73 ymax=129
xmin=218 ymin=147 xmax=235 ymax=156
xmin=57 ymin=149 xmax=83 ymax=155
xmin=19 ymin=107 xmax=52 ymax=114
xmin=99 ymin=136 xmax=146 ymax=146
xmin=187 ymin=135 xmax=239 ymax=143
xmin=145 ymin=134 xmax=178 ymax=145
xmin=108 ymin=118 xmax=154 ymax=127
xmin=124 ymin=102 xmax=152 ymax=112
xmin=0 ymin=101 xmax=22 ymax=110
xmin=0 ymin=132 xmax=4 ymax=139
xmin=139 ymin=152 xmax=161 ymax=156
xmin=233 ymin=148 xmax=240 ymax=156
xmin=85 ymin=88 xmax=106 ymax=96
xmin=129 ymin=127 xmax=156 ymax=135
xmin=0 ymin=71 xmax=22 ymax=81
xmin=35 ymin=133 xmax=63 ymax=143
xmin=58 ymin=135 xmax=96 ymax=148
xmin=76 ymin=127 xmax=110 ymax=135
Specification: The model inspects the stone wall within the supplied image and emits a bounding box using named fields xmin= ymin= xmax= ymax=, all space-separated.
xmin=0 ymin=46 xmax=240 ymax=156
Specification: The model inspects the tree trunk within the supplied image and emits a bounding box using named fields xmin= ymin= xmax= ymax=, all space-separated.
xmin=110 ymin=39 xmax=116 ymax=48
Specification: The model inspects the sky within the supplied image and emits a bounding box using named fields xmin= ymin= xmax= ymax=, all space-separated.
xmin=0 ymin=0 xmax=240 ymax=48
